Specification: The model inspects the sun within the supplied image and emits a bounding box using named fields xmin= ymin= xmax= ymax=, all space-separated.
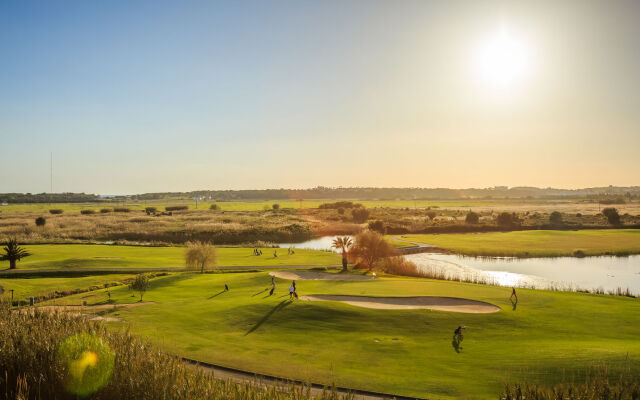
xmin=475 ymin=26 xmax=532 ymax=88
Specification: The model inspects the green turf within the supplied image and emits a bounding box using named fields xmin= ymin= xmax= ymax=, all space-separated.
xmin=392 ymin=229 xmax=640 ymax=257
xmin=0 ymin=244 xmax=340 ymax=271
xmin=45 ymin=271 xmax=640 ymax=399
xmin=0 ymin=273 xmax=134 ymax=300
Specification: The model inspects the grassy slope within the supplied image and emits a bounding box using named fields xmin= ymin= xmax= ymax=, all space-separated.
xmin=48 ymin=272 xmax=640 ymax=399
xmin=393 ymin=229 xmax=640 ymax=257
xmin=0 ymin=244 xmax=340 ymax=270
xmin=0 ymin=273 xmax=133 ymax=300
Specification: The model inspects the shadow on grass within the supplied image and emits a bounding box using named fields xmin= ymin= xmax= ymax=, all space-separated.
xmin=245 ymin=300 xmax=291 ymax=336
xmin=511 ymin=297 xmax=518 ymax=311
xmin=252 ymin=288 xmax=269 ymax=297
xmin=208 ymin=290 xmax=227 ymax=299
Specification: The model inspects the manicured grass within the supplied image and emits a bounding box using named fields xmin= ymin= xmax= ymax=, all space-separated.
xmin=47 ymin=271 xmax=640 ymax=399
xmin=392 ymin=229 xmax=640 ymax=257
xmin=0 ymin=244 xmax=340 ymax=271
xmin=0 ymin=273 xmax=133 ymax=300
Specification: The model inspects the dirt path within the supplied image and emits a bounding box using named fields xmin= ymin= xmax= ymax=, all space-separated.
xmin=269 ymin=270 xmax=373 ymax=281
xmin=301 ymin=295 xmax=500 ymax=313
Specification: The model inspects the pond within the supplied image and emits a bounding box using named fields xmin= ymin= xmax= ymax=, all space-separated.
xmin=280 ymin=236 xmax=640 ymax=294
xmin=405 ymin=253 xmax=640 ymax=294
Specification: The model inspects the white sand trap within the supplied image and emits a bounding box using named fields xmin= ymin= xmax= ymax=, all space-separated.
xmin=269 ymin=271 xmax=373 ymax=281
xmin=301 ymin=295 xmax=500 ymax=313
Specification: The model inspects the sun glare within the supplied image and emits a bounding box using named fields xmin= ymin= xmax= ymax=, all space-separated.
xmin=475 ymin=26 xmax=532 ymax=89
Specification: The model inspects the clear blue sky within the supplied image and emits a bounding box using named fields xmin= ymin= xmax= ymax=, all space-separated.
xmin=1 ymin=0 xmax=639 ymax=194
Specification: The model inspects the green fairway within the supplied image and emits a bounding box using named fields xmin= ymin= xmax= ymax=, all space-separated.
xmin=46 ymin=271 xmax=640 ymax=399
xmin=0 ymin=244 xmax=340 ymax=271
xmin=0 ymin=273 xmax=134 ymax=301
xmin=393 ymin=229 xmax=640 ymax=257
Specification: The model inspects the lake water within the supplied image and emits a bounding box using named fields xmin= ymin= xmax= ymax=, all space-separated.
xmin=280 ymin=236 xmax=640 ymax=294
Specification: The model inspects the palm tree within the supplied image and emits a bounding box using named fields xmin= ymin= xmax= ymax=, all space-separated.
xmin=1 ymin=238 xmax=31 ymax=270
xmin=331 ymin=236 xmax=353 ymax=271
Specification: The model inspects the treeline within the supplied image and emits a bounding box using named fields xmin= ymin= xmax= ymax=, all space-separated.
xmin=0 ymin=193 xmax=103 ymax=203
xmin=134 ymin=186 xmax=640 ymax=201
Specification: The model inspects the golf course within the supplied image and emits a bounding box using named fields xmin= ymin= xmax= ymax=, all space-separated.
xmin=34 ymin=268 xmax=640 ymax=399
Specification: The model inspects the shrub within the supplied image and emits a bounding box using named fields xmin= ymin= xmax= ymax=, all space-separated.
xmin=602 ymin=207 xmax=621 ymax=225
xmin=367 ymin=220 xmax=385 ymax=233
xmin=496 ymin=212 xmax=519 ymax=227
xmin=375 ymin=256 xmax=419 ymax=276
xmin=351 ymin=207 xmax=370 ymax=223
xmin=549 ymin=211 xmax=563 ymax=224
xmin=81 ymin=209 xmax=96 ymax=215
xmin=349 ymin=230 xmax=398 ymax=270
xmin=100 ymin=208 xmax=112 ymax=213
xmin=35 ymin=216 xmax=46 ymax=226
xmin=319 ymin=201 xmax=359 ymax=209
xmin=145 ymin=207 xmax=157 ymax=215
xmin=337 ymin=207 xmax=345 ymax=215
xmin=49 ymin=209 xmax=63 ymax=215
xmin=209 ymin=204 xmax=220 ymax=210
xmin=426 ymin=211 xmax=436 ymax=220
xmin=465 ymin=211 xmax=480 ymax=224
xmin=165 ymin=206 xmax=188 ymax=212
xmin=113 ymin=207 xmax=130 ymax=213
xmin=272 ymin=204 xmax=280 ymax=210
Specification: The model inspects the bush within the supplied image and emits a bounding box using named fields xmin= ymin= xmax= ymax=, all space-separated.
xmin=549 ymin=211 xmax=563 ymax=224
xmin=602 ymin=207 xmax=621 ymax=225
xmin=349 ymin=230 xmax=398 ymax=270
xmin=81 ymin=210 xmax=96 ymax=215
xmin=272 ymin=204 xmax=280 ymax=210
xmin=145 ymin=207 xmax=157 ymax=215
xmin=465 ymin=211 xmax=480 ymax=224
xmin=35 ymin=217 xmax=46 ymax=226
xmin=209 ymin=204 xmax=220 ymax=210
xmin=337 ymin=207 xmax=345 ymax=215
xmin=496 ymin=212 xmax=518 ymax=227
xmin=165 ymin=206 xmax=188 ymax=212
xmin=426 ymin=211 xmax=436 ymax=220
xmin=49 ymin=209 xmax=63 ymax=215
xmin=319 ymin=201 xmax=359 ymax=209
xmin=351 ymin=207 xmax=370 ymax=223
xmin=113 ymin=207 xmax=130 ymax=213
xmin=367 ymin=220 xmax=385 ymax=233
xmin=375 ymin=256 xmax=420 ymax=276
xmin=100 ymin=208 xmax=112 ymax=213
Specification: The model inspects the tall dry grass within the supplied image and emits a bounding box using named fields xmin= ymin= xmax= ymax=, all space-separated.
xmin=0 ymin=303 xmax=350 ymax=400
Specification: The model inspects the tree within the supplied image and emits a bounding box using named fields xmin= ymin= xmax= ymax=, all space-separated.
xmin=368 ymin=220 xmax=385 ymax=233
xmin=331 ymin=236 xmax=353 ymax=271
xmin=496 ymin=212 xmax=519 ymax=227
xmin=1 ymin=238 xmax=31 ymax=270
xmin=272 ymin=203 xmax=280 ymax=210
xmin=185 ymin=241 xmax=217 ymax=273
xmin=549 ymin=211 xmax=563 ymax=225
xmin=129 ymin=274 xmax=150 ymax=302
xmin=35 ymin=216 xmax=46 ymax=226
xmin=602 ymin=207 xmax=621 ymax=225
xmin=351 ymin=207 xmax=370 ymax=223
xmin=349 ymin=231 xmax=398 ymax=271
xmin=209 ymin=204 xmax=220 ymax=210
xmin=465 ymin=211 xmax=479 ymax=224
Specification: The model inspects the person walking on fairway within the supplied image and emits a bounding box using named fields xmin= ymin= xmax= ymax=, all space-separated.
xmin=510 ymin=287 xmax=517 ymax=302
xmin=224 ymin=284 xmax=229 ymax=291
xmin=292 ymin=280 xmax=296 ymax=291
xmin=289 ymin=284 xmax=294 ymax=300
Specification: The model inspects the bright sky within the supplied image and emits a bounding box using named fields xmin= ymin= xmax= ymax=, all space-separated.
xmin=1 ymin=0 xmax=639 ymax=194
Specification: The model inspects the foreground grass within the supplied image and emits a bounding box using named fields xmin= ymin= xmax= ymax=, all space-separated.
xmin=0 ymin=244 xmax=339 ymax=271
xmin=393 ymin=229 xmax=640 ymax=257
xmin=0 ymin=305 xmax=349 ymax=400
xmin=48 ymin=271 xmax=640 ymax=399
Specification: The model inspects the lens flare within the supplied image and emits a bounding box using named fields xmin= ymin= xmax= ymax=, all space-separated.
xmin=57 ymin=333 xmax=114 ymax=396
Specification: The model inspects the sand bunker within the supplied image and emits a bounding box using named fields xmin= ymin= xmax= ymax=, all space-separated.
xmin=269 ymin=271 xmax=373 ymax=281
xmin=300 ymin=295 xmax=500 ymax=313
